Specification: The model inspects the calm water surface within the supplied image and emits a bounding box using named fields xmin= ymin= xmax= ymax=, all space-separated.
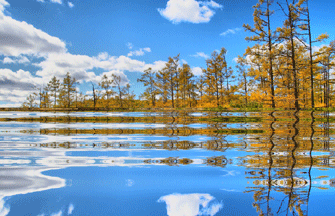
xmin=0 ymin=111 xmax=334 ymax=216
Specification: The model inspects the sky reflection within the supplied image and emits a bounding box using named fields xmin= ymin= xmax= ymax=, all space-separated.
xmin=158 ymin=193 xmax=223 ymax=216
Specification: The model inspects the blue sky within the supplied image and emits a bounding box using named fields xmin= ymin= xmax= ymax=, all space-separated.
xmin=0 ymin=0 xmax=334 ymax=107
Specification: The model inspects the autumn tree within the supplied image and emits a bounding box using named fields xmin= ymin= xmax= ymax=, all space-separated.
xmin=314 ymin=42 xmax=335 ymax=108
xmin=91 ymin=82 xmax=98 ymax=110
xmin=59 ymin=72 xmax=77 ymax=108
xmin=236 ymin=56 xmax=249 ymax=107
xmin=22 ymin=93 xmax=38 ymax=109
xmin=297 ymin=0 xmax=329 ymax=108
xmin=138 ymin=67 xmax=159 ymax=107
xmin=47 ymin=76 xmax=60 ymax=108
xmin=243 ymin=0 xmax=277 ymax=108
xmin=157 ymin=54 xmax=180 ymax=108
xmin=40 ymin=86 xmax=51 ymax=108
xmin=204 ymin=48 xmax=227 ymax=107
xmin=277 ymin=0 xmax=307 ymax=110
xmin=178 ymin=64 xmax=196 ymax=107
xmin=196 ymin=74 xmax=206 ymax=106
xmin=99 ymin=74 xmax=114 ymax=110
xmin=123 ymin=83 xmax=136 ymax=109
xmin=112 ymin=74 xmax=128 ymax=109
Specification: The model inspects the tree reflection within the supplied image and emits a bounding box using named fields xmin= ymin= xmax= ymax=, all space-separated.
xmin=243 ymin=110 xmax=334 ymax=216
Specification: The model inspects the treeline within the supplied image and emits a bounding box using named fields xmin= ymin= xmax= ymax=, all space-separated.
xmin=22 ymin=0 xmax=335 ymax=110
xmin=22 ymin=72 xmax=136 ymax=110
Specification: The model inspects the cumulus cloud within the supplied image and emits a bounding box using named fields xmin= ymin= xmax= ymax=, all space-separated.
xmin=191 ymin=67 xmax=203 ymax=76
xmin=0 ymin=0 xmax=9 ymax=14
xmin=0 ymin=1 xmax=167 ymax=107
xmin=0 ymin=69 xmax=43 ymax=90
xmin=158 ymin=193 xmax=223 ymax=216
xmin=0 ymin=69 xmax=46 ymax=104
xmin=220 ymin=28 xmax=242 ymax=36
xmin=192 ymin=52 xmax=209 ymax=59
xmin=97 ymin=52 xmax=109 ymax=61
xmin=127 ymin=47 xmax=151 ymax=57
xmin=1 ymin=51 xmax=164 ymax=101
xmin=158 ymin=0 xmax=222 ymax=24
xmin=93 ymin=70 xmax=129 ymax=85
xmin=0 ymin=12 xmax=67 ymax=56
xmin=3 ymin=55 xmax=30 ymax=64
xmin=144 ymin=60 xmax=166 ymax=72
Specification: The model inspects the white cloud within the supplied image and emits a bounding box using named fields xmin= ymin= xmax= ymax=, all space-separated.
xmin=0 ymin=1 xmax=168 ymax=106
xmin=93 ymin=70 xmax=129 ymax=85
xmin=181 ymin=59 xmax=188 ymax=65
xmin=97 ymin=52 xmax=109 ymax=61
xmin=126 ymin=42 xmax=133 ymax=50
xmin=220 ymin=28 xmax=242 ymax=36
xmin=50 ymin=210 xmax=62 ymax=216
xmin=143 ymin=47 xmax=151 ymax=52
xmin=97 ymin=55 xmax=146 ymax=72
xmin=158 ymin=193 xmax=223 ymax=216
xmin=68 ymin=2 xmax=74 ymax=8
xmin=36 ymin=0 xmax=45 ymax=3
xmin=192 ymin=67 xmax=203 ymax=76
xmin=127 ymin=47 xmax=151 ymax=57
xmin=0 ymin=0 xmax=9 ymax=14
xmin=50 ymin=0 xmax=62 ymax=4
xmin=0 ymin=12 xmax=67 ymax=56
xmin=192 ymin=52 xmax=209 ymax=59
xmin=0 ymin=197 xmax=10 ymax=216
xmin=158 ymin=0 xmax=222 ymax=24
xmin=33 ymin=52 xmax=164 ymax=85
xmin=0 ymin=69 xmax=46 ymax=104
xmin=126 ymin=179 xmax=134 ymax=187
xmin=144 ymin=60 xmax=166 ymax=72
xmin=68 ymin=204 xmax=74 ymax=215
xmin=3 ymin=55 xmax=30 ymax=64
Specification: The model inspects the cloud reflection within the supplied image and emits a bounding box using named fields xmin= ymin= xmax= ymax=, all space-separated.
xmin=50 ymin=210 xmax=62 ymax=216
xmin=158 ymin=193 xmax=223 ymax=216
xmin=0 ymin=197 xmax=9 ymax=216
xmin=0 ymin=167 xmax=66 ymax=216
xmin=68 ymin=203 xmax=74 ymax=215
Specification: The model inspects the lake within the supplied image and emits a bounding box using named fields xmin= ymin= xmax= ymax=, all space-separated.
xmin=0 ymin=111 xmax=334 ymax=216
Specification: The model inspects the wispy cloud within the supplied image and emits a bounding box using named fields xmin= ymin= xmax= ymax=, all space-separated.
xmin=158 ymin=0 xmax=223 ymax=24
xmin=128 ymin=47 xmax=151 ymax=57
xmin=68 ymin=2 xmax=74 ymax=8
xmin=50 ymin=0 xmax=62 ymax=4
xmin=126 ymin=179 xmax=134 ymax=187
xmin=192 ymin=52 xmax=209 ymax=59
xmin=126 ymin=42 xmax=133 ymax=50
xmin=68 ymin=203 xmax=74 ymax=215
xmin=220 ymin=27 xmax=242 ymax=36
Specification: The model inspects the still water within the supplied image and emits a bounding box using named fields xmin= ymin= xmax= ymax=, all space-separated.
xmin=0 ymin=111 xmax=334 ymax=216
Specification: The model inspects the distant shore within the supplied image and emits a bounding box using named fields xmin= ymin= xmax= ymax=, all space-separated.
xmin=0 ymin=107 xmax=333 ymax=112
